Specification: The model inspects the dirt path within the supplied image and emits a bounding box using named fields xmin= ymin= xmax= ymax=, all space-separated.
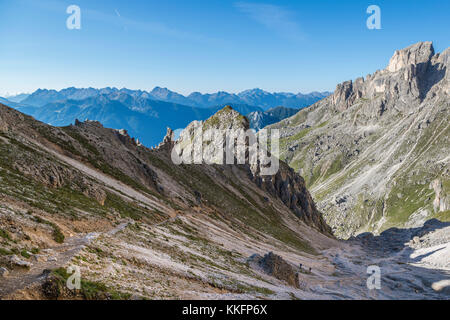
xmin=0 ymin=221 xmax=130 ymax=299
xmin=152 ymin=215 xmax=179 ymax=227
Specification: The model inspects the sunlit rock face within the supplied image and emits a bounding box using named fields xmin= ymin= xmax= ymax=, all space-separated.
xmin=270 ymin=42 xmax=450 ymax=238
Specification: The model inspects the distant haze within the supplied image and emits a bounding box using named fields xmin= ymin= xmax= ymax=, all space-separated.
xmin=5 ymin=87 xmax=329 ymax=146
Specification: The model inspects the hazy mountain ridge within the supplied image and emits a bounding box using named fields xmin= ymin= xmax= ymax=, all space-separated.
xmin=5 ymin=86 xmax=328 ymax=148
xmin=248 ymin=106 xmax=300 ymax=130
xmin=3 ymin=93 xmax=30 ymax=103
xmin=0 ymin=97 xmax=21 ymax=108
xmin=13 ymin=93 xmax=265 ymax=147
xmin=8 ymin=90 xmax=303 ymax=146
xmin=19 ymin=87 xmax=330 ymax=110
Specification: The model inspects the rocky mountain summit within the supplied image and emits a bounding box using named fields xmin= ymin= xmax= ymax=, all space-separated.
xmin=269 ymin=42 xmax=449 ymax=238
xmin=332 ymin=42 xmax=445 ymax=114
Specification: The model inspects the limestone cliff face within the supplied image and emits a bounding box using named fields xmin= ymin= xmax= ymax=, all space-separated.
xmin=270 ymin=42 xmax=449 ymax=238
xmin=332 ymin=42 xmax=448 ymax=115
xmin=250 ymin=161 xmax=331 ymax=234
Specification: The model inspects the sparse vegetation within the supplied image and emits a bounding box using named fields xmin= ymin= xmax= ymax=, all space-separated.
xmin=0 ymin=248 xmax=12 ymax=256
xmin=51 ymin=268 xmax=132 ymax=300
xmin=0 ymin=228 xmax=12 ymax=241
xmin=20 ymin=249 xmax=31 ymax=259
xmin=33 ymin=216 xmax=65 ymax=243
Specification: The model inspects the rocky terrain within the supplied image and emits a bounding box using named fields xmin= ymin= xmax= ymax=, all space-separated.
xmin=0 ymin=103 xmax=332 ymax=299
xmin=0 ymin=100 xmax=448 ymax=300
xmin=269 ymin=42 xmax=449 ymax=238
xmin=0 ymin=42 xmax=449 ymax=300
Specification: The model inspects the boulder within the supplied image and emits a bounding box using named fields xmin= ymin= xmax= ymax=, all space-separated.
xmin=9 ymin=255 xmax=32 ymax=268
xmin=32 ymin=254 xmax=48 ymax=263
xmin=0 ymin=267 xmax=9 ymax=277
xmin=252 ymin=252 xmax=300 ymax=288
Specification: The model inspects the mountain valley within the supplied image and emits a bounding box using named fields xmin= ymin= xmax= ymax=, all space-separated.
xmin=0 ymin=42 xmax=448 ymax=300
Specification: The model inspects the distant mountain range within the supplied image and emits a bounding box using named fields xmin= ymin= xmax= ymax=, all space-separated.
xmin=3 ymin=93 xmax=30 ymax=103
xmin=0 ymin=87 xmax=329 ymax=147
xmin=0 ymin=97 xmax=21 ymax=108
xmin=247 ymin=106 xmax=299 ymax=130
xmin=13 ymin=94 xmax=260 ymax=147
xmin=17 ymin=87 xmax=330 ymax=110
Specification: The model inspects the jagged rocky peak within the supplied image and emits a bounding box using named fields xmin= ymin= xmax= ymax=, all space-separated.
xmin=272 ymin=42 xmax=449 ymax=238
xmin=332 ymin=41 xmax=448 ymax=114
xmin=204 ymin=105 xmax=250 ymax=130
xmin=387 ymin=41 xmax=434 ymax=73
xmin=155 ymin=127 xmax=174 ymax=151
xmin=173 ymin=106 xmax=251 ymax=162
xmin=74 ymin=118 xmax=104 ymax=128
xmin=174 ymin=105 xmax=250 ymax=154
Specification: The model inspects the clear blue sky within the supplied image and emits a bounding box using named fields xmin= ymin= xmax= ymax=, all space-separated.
xmin=0 ymin=0 xmax=449 ymax=96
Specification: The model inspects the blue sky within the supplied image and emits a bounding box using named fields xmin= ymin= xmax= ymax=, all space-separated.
xmin=0 ymin=0 xmax=449 ymax=96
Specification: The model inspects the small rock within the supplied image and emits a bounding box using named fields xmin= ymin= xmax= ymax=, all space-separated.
xmin=194 ymin=190 xmax=202 ymax=204
xmin=48 ymin=256 xmax=58 ymax=262
xmin=412 ymin=236 xmax=420 ymax=244
xmin=32 ymin=254 xmax=48 ymax=262
xmin=9 ymin=255 xmax=33 ymax=268
xmin=42 ymin=269 xmax=52 ymax=276
xmin=432 ymin=280 xmax=450 ymax=294
xmin=0 ymin=267 xmax=9 ymax=277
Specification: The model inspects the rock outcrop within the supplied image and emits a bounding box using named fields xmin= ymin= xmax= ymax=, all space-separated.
xmin=430 ymin=179 xmax=449 ymax=213
xmin=332 ymin=41 xmax=447 ymax=115
xmin=155 ymin=128 xmax=174 ymax=152
xmin=249 ymin=252 xmax=300 ymax=288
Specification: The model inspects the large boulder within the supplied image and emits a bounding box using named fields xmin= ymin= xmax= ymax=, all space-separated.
xmin=0 ymin=267 xmax=9 ymax=278
xmin=251 ymin=252 xmax=300 ymax=288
